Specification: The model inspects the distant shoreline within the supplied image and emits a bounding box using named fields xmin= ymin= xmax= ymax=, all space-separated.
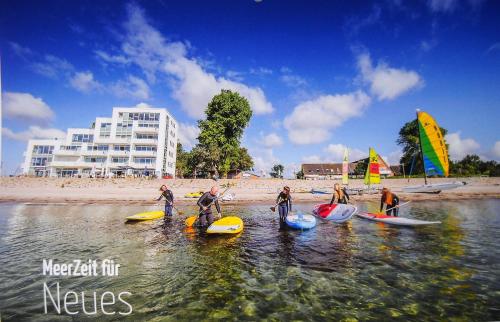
xmin=1 ymin=177 xmax=499 ymax=205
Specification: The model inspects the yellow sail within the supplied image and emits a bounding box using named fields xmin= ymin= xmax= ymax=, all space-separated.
xmin=417 ymin=111 xmax=449 ymax=177
xmin=342 ymin=148 xmax=349 ymax=185
xmin=364 ymin=147 xmax=380 ymax=186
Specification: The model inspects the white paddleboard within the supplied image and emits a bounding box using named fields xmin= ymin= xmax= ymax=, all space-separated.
xmin=402 ymin=181 xmax=464 ymax=193
xmin=357 ymin=212 xmax=441 ymax=226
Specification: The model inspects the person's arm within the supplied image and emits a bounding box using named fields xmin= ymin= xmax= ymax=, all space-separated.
xmin=329 ymin=193 xmax=335 ymax=205
xmin=156 ymin=193 xmax=163 ymax=201
xmin=344 ymin=188 xmax=350 ymax=201
xmin=197 ymin=193 xmax=208 ymax=209
xmin=169 ymin=190 xmax=174 ymax=205
xmin=393 ymin=195 xmax=399 ymax=204
xmin=380 ymin=195 xmax=385 ymax=212
xmin=276 ymin=193 xmax=282 ymax=205
xmin=288 ymin=195 xmax=292 ymax=212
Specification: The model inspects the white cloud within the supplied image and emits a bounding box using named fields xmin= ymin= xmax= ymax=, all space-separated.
xmin=9 ymin=42 xmax=33 ymax=59
xmin=2 ymin=126 xmax=65 ymax=141
xmin=251 ymin=148 xmax=279 ymax=175
xmin=31 ymin=54 xmax=74 ymax=79
xmin=446 ymin=132 xmax=480 ymax=160
xmin=116 ymin=4 xmax=273 ymax=118
xmin=302 ymin=145 xmax=366 ymax=164
xmin=70 ymin=71 xmax=103 ymax=93
xmin=178 ymin=123 xmax=200 ymax=150
xmin=357 ymin=53 xmax=423 ymax=100
xmin=109 ymin=75 xmax=151 ymax=100
xmin=280 ymin=74 xmax=307 ymax=88
xmin=94 ymin=50 xmax=131 ymax=64
xmin=387 ymin=149 xmax=403 ymax=165
xmin=262 ymin=133 xmax=283 ymax=148
xmin=3 ymin=92 xmax=55 ymax=123
xmin=283 ymin=90 xmax=371 ymax=144
xmin=249 ymin=67 xmax=273 ymax=76
xmin=490 ymin=141 xmax=500 ymax=160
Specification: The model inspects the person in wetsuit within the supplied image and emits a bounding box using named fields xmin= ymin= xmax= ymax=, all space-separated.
xmin=276 ymin=186 xmax=292 ymax=227
xmin=196 ymin=186 xmax=222 ymax=227
xmin=329 ymin=183 xmax=350 ymax=205
xmin=380 ymin=187 xmax=400 ymax=216
xmin=157 ymin=185 xmax=174 ymax=221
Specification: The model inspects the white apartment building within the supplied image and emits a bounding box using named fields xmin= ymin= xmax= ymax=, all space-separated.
xmin=22 ymin=106 xmax=178 ymax=178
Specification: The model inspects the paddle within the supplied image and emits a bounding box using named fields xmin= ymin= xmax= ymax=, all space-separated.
xmin=383 ymin=201 xmax=411 ymax=213
xmin=185 ymin=183 xmax=235 ymax=227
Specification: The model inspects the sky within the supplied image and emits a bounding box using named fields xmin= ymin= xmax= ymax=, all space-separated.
xmin=1 ymin=0 xmax=499 ymax=176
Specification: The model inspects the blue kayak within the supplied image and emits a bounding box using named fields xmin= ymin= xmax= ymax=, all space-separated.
xmin=285 ymin=213 xmax=317 ymax=230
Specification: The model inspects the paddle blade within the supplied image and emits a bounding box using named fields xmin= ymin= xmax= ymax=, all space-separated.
xmin=270 ymin=207 xmax=276 ymax=212
xmin=185 ymin=215 xmax=198 ymax=227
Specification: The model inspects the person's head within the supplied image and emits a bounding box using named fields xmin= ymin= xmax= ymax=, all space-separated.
xmin=382 ymin=187 xmax=389 ymax=195
xmin=210 ymin=186 xmax=219 ymax=196
xmin=283 ymin=186 xmax=290 ymax=194
xmin=159 ymin=185 xmax=167 ymax=191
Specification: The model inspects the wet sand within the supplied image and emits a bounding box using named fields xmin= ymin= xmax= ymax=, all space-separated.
xmin=1 ymin=177 xmax=499 ymax=205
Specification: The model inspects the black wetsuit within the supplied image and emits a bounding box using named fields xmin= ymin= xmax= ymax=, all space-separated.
xmin=196 ymin=192 xmax=221 ymax=226
xmin=380 ymin=193 xmax=400 ymax=217
xmin=329 ymin=188 xmax=350 ymax=205
xmin=276 ymin=192 xmax=292 ymax=227
xmin=157 ymin=190 xmax=174 ymax=218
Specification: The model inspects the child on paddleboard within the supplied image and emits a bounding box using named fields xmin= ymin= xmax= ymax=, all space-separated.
xmin=157 ymin=185 xmax=174 ymax=221
xmin=380 ymin=187 xmax=400 ymax=216
xmin=329 ymin=183 xmax=350 ymax=205
xmin=275 ymin=186 xmax=292 ymax=228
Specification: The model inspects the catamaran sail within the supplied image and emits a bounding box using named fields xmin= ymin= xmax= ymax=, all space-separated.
xmin=403 ymin=109 xmax=464 ymax=193
xmin=364 ymin=147 xmax=380 ymax=186
xmin=342 ymin=148 xmax=349 ymax=185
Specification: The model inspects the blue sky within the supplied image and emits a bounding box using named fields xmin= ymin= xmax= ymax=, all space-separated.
xmin=1 ymin=0 xmax=499 ymax=175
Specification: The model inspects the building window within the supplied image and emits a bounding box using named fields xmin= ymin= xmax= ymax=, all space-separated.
xmin=112 ymin=157 xmax=129 ymax=163
xmin=72 ymin=134 xmax=94 ymax=143
xmin=32 ymin=145 xmax=54 ymax=154
xmin=84 ymin=156 xmax=107 ymax=163
xmin=113 ymin=145 xmax=130 ymax=151
xmin=135 ymin=133 xmax=158 ymax=140
xmin=133 ymin=157 xmax=156 ymax=164
xmin=135 ymin=146 xmax=157 ymax=151
xmin=87 ymin=145 xmax=109 ymax=151
xmin=31 ymin=157 xmax=51 ymax=166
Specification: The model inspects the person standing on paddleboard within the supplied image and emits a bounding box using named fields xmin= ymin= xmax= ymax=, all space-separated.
xmin=197 ymin=186 xmax=222 ymax=227
xmin=157 ymin=185 xmax=174 ymax=220
xmin=380 ymin=187 xmax=400 ymax=217
xmin=329 ymin=183 xmax=350 ymax=205
xmin=275 ymin=186 xmax=292 ymax=228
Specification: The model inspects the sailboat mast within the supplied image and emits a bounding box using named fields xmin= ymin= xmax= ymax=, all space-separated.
xmin=416 ymin=109 xmax=428 ymax=185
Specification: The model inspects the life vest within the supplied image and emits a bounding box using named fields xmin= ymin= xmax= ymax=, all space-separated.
xmin=384 ymin=192 xmax=393 ymax=205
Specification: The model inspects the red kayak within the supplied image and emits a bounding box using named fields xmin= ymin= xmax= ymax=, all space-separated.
xmin=312 ymin=203 xmax=357 ymax=223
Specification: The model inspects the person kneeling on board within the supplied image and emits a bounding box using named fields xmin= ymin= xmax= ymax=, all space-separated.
xmin=380 ymin=187 xmax=400 ymax=217
xmin=157 ymin=185 xmax=174 ymax=221
xmin=197 ymin=186 xmax=222 ymax=227
xmin=276 ymin=186 xmax=292 ymax=227
xmin=329 ymin=183 xmax=350 ymax=205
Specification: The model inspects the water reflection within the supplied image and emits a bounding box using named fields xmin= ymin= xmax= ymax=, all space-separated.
xmin=0 ymin=200 xmax=498 ymax=321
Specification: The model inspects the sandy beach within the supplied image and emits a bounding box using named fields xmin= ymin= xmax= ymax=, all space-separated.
xmin=0 ymin=176 xmax=499 ymax=205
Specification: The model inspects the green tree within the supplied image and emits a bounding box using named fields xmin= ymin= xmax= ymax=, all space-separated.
xmin=195 ymin=90 xmax=253 ymax=177
xmin=397 ymin=119 xmax=448 ymax=175
xmin=295 ymin=169 xmax=304 ymax=179
xmin=175 ymin=142 xmax=189 ymax=178
xmin=270 ymin=164 xmax=284 ymax=178
xmin=354 ymin=159 xmax=368 ymax=176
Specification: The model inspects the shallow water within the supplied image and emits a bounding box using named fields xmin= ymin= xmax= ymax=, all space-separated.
xmin=0 ymin=200 xmax=499 ymax=321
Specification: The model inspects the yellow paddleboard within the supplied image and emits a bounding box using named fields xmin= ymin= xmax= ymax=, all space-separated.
xmin=126 ymin=211 xmax=164 ymax=221
xmin=184 ymin=191 xmax=204 ymax=198
xmin=207 ymin=216 xmax=244 ymax=234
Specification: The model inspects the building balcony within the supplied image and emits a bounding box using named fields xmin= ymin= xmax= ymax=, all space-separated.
xmin=131 ymin=150 xmax=157 ymax=157
xmin=108 ymin=150 xmax=130 ymax=156
xmin=132 ymin=138 xmax=158 ymax=145
xmin=97 ymin=137 xmax=131 ymax=144
xmin=129 ymin=162 xmax=156 ymax=169
xmin=133 ymin=127 xmax=159 ymax=133
xmin=53 ymin=149 xmax=81 ymax=156
xmin=80 ymin=150 xmax=109 ymax=156
xmin=48 ymin=161 xmax=88 ymax=168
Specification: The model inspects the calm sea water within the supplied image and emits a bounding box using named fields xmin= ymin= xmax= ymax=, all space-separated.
xmin=0 ymin=200 xmax=498 ymax=321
